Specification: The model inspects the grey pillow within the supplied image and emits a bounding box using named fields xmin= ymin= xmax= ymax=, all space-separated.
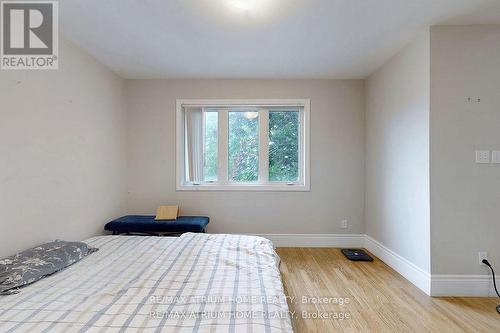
xmin=0 ymin=240 xmax=98 ymax=295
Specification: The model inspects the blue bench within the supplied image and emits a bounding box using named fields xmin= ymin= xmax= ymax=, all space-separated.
xmin=104 ymin=215 xmax=209 ymax=236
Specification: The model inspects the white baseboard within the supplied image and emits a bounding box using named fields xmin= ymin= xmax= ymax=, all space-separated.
xmin=363 ymin=235 xmax=431 ymax=295
xmin=431 ymin=275 xmax=499 ymax=297
xmin=253 ymin=233 xmax=364 ymax=248
xmin=252 ymin=233 xmax=498 ymax=297
xmin=257 ymin=233 xmax=432 ymax=295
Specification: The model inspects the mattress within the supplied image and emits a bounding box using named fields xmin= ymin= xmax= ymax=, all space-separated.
xmin=0 ymin=234 xmax=293 ymax=333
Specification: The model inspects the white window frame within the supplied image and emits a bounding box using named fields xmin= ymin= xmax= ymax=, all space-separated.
xmin=176 ymin=99 xmax=310 ymax=191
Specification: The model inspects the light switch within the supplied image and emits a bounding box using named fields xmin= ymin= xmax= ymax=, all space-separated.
xmin=475 ymin=150 xmax=490 ymax=164
xmin=492 ymin=151 xmax=500 ymax=164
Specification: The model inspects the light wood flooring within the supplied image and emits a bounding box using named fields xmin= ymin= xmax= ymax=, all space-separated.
xmin=276 ymin=248 xmax=500 ymax=332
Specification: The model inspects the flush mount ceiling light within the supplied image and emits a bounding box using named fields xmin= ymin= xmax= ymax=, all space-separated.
xmin=207 ymin=0 xmax=285 ymax=23
xmin=229 ymin=0 xmax=252 ymax=11
xmin=184 ymin=0 xmax=287 ymax=28
xmin=227 ymin=0 xmax=270 ymax=13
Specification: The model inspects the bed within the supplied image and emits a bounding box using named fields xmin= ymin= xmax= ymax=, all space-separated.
xmin=0 ymin=233 xmax=293 ymax=332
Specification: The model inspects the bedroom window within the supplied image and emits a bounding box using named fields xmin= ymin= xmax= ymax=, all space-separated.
xmin=176 ymin=99 xmax=310 ymax=191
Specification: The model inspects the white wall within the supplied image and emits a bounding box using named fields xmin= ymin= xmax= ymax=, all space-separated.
xmin=126 ymin=79 xmax=365 ymax=234
xmin=365 ymin=32 xmax=431 ymax=274
xmin=0 ymin=40 xmax=128 ymax=257
xmin=430 ymin=25 xmax=500 ymax=275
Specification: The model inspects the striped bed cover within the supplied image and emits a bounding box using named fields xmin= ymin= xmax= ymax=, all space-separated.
xmin=0 ymin=234 xmax=293 ymax=333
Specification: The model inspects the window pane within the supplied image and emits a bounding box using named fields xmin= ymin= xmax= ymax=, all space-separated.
xmin=269 ymin=111 xmax=299 ymax=182
xmin=203 ymin=111 xmax=218 ymax=181
xmin=228 ymin=111 xmax=259 ymax=182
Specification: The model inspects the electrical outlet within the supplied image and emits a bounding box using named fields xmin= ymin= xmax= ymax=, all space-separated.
xmin=475 ymin=150 xmax=490 ymax=164
xmin=479 ymin=252 xmax=488 ymax=265
xmin=341 ymin=220 xmax=348 ymax=229
xmin=492 ymin=151 xmax=500 ymax=164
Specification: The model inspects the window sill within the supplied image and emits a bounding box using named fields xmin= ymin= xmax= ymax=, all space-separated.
xmin=176 ymin=183 xmax=310 ymax=192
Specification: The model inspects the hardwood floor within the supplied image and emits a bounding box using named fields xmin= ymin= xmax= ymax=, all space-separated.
xmin=276 ymin=248 xmax=500 ymax=332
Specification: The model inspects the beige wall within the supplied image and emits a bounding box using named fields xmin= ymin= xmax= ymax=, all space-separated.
xmin=0 ymin=40 xmax=128 ymax=257
xmin=430 ymin=25 xmax=500 ymax=275
xmin=365 ymin=31 xmax=431 ymax=273
xmin=126 ymin=79 xmax=365 ymax=234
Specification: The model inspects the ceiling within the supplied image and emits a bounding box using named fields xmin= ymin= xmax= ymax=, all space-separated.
xmin=60 ymin=0 xmax=500 ymax=79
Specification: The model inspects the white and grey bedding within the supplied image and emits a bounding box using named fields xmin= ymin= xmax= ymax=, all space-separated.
xmin=0 ymin=240 xmax=98 ymax=295
xmin=0 ymin=233 xmax=293 ymax=332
